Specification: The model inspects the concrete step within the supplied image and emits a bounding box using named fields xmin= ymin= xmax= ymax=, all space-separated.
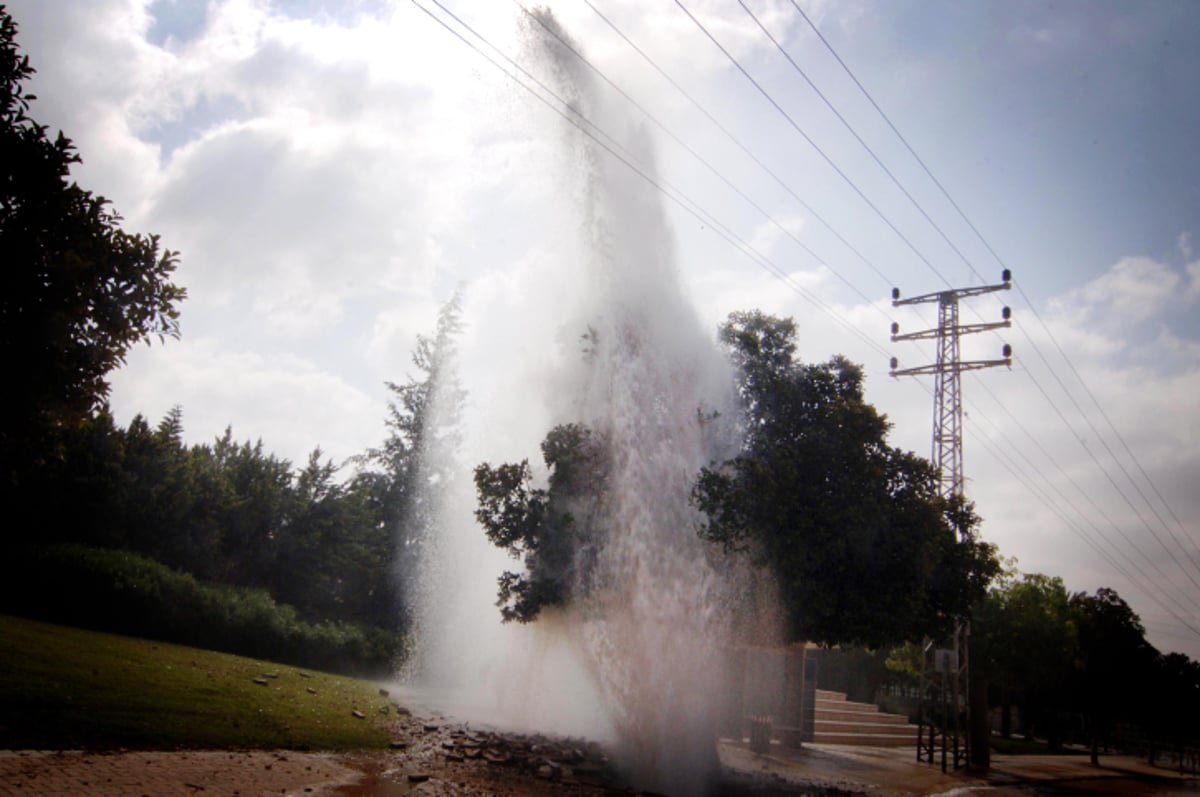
xmin=815 ymin=689 xmax=847 ymax=702
xmin=814 ymin=698 xmax=879 ymax=714
xmin=816 ymin=720 xmax=915 ymax=736
xmin=813 ymin=731 xmax=918 ymax=747
xmin=820 ymin=710 xmax=912 ymax=729
xmin=815 ymin=709 xmax=909 ymax=725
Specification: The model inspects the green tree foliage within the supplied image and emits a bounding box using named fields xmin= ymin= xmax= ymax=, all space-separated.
xmin=1148 ymin=651 xmax=1200 ymax=760
xmin=972 ymin=572 xmax=1077 ymax=744
xmin=0 ymin=544 xmax=400 ymax=674
xmin=1068 ymin=587 xmax=1157 ymax=764
xmin=692 ymin=310 xmax=1000 ymax=647
xmin=474 ymin=423 xmax=610 ymax=622
xmin=34 ymin=406 xmax=398 ymax=634
xmin=358 ymin=292 xmax=465 ymax=624
xmin=0 ymin=8 xmax=185 ymax=487
xmin=273 ymin=450 xmax=395 ymax=627
xmin=972 ymin=577 xmax=1200 ymax=760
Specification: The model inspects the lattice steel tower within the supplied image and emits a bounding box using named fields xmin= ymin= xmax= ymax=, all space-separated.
xmin=889 ymin=269 xmax=1013 ymax=771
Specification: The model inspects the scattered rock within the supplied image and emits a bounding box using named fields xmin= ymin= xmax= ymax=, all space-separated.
xmin=306 ymin=687 xmax=317 ymax=695
xmin=379 ymin=706 xmax=389 ymax=715
xmin=263 ymin=672 xmax=279 ymax=679
xmin=389 ymin=741 xmax=408 ymax=750
xmin=297 ymin=671 xmax=311 ymax=678
xmin=351 ymin=710 xmax=365 ymax=719
xmin=408 ymin=773 xmax=431 ymax=783
xmin=378 ymin=687 xmax=390 ymax=697
xmin=252 ymin=678 xmax=269 ymax=686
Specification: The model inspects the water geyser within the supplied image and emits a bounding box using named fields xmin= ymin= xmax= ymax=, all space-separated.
xmin=399 ymin=11 xmax=744 ymax=794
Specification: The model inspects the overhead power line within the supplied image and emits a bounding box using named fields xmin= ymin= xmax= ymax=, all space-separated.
xmin=738 ymin=0 xmax=987 ymax=288
xmin=512 ymin=0 xmax=888 ymax=318
xmin=966 ymin=380 xmax=1200 ymax=618
xmin=575 ymin=3 xmax=1197 ymax=629
xmin=414 ymin=1 xmax=1197 ymax=642
xmin=579 ymin=0 xmax=902 ymax=296
xmin=410 ymin=0 xmax=890 ymax=360
xmin=785 ymin=0 xmax=1198 ymax=573
xmin=675 ymin=0 xmax=958 ymax=291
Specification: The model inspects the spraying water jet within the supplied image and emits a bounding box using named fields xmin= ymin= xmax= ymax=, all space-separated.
xmin=397 ymin=10 xmax=748 ymax=793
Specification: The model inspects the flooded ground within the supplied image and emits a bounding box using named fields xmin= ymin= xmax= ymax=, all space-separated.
xmin=1 ymin=703 xmax=1194 ymax=796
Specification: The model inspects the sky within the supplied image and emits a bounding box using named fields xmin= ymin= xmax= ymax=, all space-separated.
xmin=7 ymin=0 xmax=1200 ymax=660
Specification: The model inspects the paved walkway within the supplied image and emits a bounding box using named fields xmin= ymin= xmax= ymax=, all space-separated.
xmin=0 ymin=750 xmax=360 ymax=797
xmin=2 ymin=744 xmax=1197 ymax=796
xmin=720 ymin=741 xmax=1200 ymax=796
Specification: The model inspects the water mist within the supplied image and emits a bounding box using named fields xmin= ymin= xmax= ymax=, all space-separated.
xmin=399 ymin=11 xmax=743 ymax=794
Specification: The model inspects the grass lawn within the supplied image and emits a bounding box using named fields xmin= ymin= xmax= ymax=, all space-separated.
xmin=0 ymin=614 xmax=396 ymax=750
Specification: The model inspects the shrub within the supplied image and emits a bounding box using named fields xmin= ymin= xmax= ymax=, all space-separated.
xmin=0 ymin=544 xmax=403 ymax=675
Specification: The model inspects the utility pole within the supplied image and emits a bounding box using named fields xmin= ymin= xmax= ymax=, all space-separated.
xmin=889 ymin=269 xmax=1013 ymax=772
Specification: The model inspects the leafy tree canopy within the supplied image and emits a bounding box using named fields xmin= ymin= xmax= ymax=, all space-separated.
xmin=0 ymin=6 xmax=185 ymax=483
xmin=692 ymin=310 xmax=1000 ymax=647
xmin=355 ymin=291 xmax=465 ymax=630
xmin=475 ymin=422 xmax=609 ymax=622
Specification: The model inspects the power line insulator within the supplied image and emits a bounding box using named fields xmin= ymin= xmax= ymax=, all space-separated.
xmin=891 ymin=321 xmax=900 ymax=335
xmin=890 ymin=356 xmax=898 ymax=370
xmin=1002 ymin=306 xmax=1011 ymax=320
xmin=1002 ymin=344 xmax=1012 ymax=358
xmin=1001 ymin=268 xmax=1011 ymax=284
xmin=892 ymin=287 xmax=900 ymax=301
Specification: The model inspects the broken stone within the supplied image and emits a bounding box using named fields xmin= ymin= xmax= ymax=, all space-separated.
xmin=351 ymin=710 xmax=365 ymax=719
xmin=407 ymin=773 xmax=431 ymax=783
xmin=306 ymin=687 xmax=317 ymax=695
xmin=252 ymin=678 xmax=268 ymax=686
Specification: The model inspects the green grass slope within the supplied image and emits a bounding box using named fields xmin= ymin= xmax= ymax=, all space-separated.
xmin=0 ymin=615 xmax=396 ymax=750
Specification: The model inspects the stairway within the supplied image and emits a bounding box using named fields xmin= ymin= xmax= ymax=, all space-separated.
xmin=811 ymin=689 xmax=919 ymax=747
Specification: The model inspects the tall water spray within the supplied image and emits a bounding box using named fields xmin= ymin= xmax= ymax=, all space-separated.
xmin=402 ymin=11 xmax=742 ymax=793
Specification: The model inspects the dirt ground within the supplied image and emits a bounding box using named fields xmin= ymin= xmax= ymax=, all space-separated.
xmin=1 ymin=709 xmax=1197 ymax=797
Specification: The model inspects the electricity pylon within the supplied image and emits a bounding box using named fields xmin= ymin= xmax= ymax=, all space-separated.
xmin=889 ymin=270 xmax=1013 ymax=772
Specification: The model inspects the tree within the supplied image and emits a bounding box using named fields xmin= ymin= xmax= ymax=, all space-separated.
xmin=474 ymin=423 xmax=610 ymax=622
xmin=972 ymin=572 xmax=1077 ymax=744
xmin=1147 ymin=651 xmax=1200 ymax=764
xmin=358 ymin=291 xmax=465 ymax=626
xmin=691 ymin=310 xmax=999 ymax=647
xmin=0 ymin=7 xmax=185 ymax=489
xmin=1068 ymin=587 xmax=1157 ymax=765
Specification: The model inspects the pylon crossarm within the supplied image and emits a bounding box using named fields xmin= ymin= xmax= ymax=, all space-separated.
xmin=891 ymin=320 xmax=1011 ymax=342
xmin=890 ymin=357 xmax=1011 ymax=378
xmin=892 ymin=280 xmax=1011 ymax=307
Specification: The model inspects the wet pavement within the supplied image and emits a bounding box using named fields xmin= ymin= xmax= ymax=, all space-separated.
xmin=719 ymin=740 xmax=1200 ymax=796
xmin=1 ymin=727 xmax=1196 ymax=796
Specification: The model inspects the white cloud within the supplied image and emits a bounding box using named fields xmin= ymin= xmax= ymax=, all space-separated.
xmin=1077 ymin=256 xmax=1181 ymax=321
xmin=6 ymin=0 xmax=1199 ymax=660
xmin=109 ymin=337 xmax=385 ymax=466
